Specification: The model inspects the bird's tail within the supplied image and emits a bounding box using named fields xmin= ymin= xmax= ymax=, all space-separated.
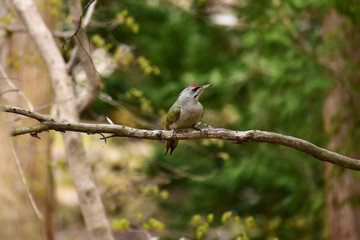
xmin=165 ymin=139 xmax=179 ymax=156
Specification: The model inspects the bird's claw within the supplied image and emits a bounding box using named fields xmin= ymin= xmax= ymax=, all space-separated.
xmin=193 ymin=122 xmax=202 ymax=131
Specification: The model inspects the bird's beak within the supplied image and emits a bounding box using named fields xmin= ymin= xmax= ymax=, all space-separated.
xmin=200 ymin=84 xmax=213 ymax=90
xmin=196 ymin=84 xmax=212 ymax=99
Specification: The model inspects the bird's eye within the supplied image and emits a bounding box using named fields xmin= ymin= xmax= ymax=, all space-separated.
xmin=192 ymin=86 xmax=200 ymax=92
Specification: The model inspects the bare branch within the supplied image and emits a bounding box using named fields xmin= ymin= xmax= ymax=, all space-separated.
xmin=2 ymin=105 xmax=54 ymax=122
xmin=0 ymin=23 xmax=27 ymax=32
xmin=0 ymin=23 xmax=73 ymax=38
xmin=3 ymin=105 xmax=360 ymax=171
xmin=82 ymin=0 xmax=97 ymax=28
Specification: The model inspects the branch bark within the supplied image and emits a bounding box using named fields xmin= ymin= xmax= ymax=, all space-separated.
xmin=3 ymin=105 xmax=360 ymax=171
xmin=11 ymin=1 xmax=113 ymax=239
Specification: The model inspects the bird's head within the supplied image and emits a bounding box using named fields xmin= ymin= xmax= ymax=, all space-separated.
xmin=178 ymin=84 xmax=213 ymax=101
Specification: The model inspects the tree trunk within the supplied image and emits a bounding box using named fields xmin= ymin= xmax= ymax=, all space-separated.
xmin=322 ymin=10 xmax=360 ymax=240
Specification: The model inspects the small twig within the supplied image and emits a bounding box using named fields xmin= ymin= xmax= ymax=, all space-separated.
xmin=62 ymin=0 xmax=96 ymax=49
xmin=10 ymin=135 xmax=43 ymax=220
xmin=156 ymin=160 xmax=217 ymax=181
xmin=66 ymin=0 xmax=97 ymax=72
xmin=98 ymin=133 xmax=107 ymax=143
xmin=105 ymin=116 xmax=114 ymax=125
xmin=30 ymin=132 xmax=41 ymax=139
xmin=99 ymin=134 xmax=117 ymax=142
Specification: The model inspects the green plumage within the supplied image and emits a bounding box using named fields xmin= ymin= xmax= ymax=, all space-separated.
xmin=164 ymin=102 xmax=181 ymax=130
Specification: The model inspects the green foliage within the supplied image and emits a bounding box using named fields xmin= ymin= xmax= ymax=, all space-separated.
xmin=112 ymin=216 xmax=165 ymax=232
xmin=116 ymin=9 xmax=140 ymax=34
xmin=125 ymin=88 xmax=154 ymax=113
xmin=136 ymin=56 xmax=161 ymax=75
xmin=112 ymin=218 xmax=130 ymax=231
xmin=91 ymin=34 xmax=111 ymax=49
xmin=191 ymin=212 xmax=255 ymax=239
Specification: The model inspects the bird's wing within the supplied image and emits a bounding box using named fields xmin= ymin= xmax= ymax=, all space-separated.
xmin=165 ymin=103 xmax=181 ymax=130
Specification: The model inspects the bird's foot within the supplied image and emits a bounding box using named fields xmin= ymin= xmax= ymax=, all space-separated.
xmin=193 ymin=122 xmax=202 ymax=131
xmin=171 ymin=129 xmax=177 ymax=138
xmin=192 ymin=126 xmax=202 ymax=131
xmin=194 ymin=121 xmax=212 ymax=130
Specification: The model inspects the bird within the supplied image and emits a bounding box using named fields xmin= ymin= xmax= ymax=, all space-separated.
xmin=164 ymin=84 xmax=212 ymax=155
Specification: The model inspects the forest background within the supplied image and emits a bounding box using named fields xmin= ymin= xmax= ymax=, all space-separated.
xmin=1 ymin=0 xmax=360 ymax=239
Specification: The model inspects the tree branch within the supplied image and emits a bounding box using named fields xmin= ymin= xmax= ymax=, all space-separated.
xmin=3 ymin=105 xmax=360 ymax=171
xmin=0 ymin=23 xmax=72 ymax=38
xmin=2 ymin=105 xmax=54 ymax=122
